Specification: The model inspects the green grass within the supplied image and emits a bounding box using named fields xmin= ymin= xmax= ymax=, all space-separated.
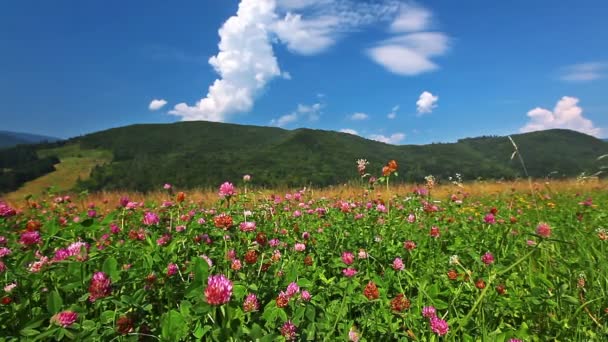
xmin=4 ymin=144 xmax=111 ymax=203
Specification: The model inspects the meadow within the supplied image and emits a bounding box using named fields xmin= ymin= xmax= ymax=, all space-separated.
xmin=0 ymin=164 xmax=607 ymax=341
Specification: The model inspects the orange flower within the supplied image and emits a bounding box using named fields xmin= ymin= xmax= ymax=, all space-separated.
xmin=382 ymin=166 xmax=391 ymax=176
xmin=176 ymin=192 xmax=186 ymax=203
xmin=363 ymin=281 xmax=379 ymax=300
xmin=387 ymin=160 xmax=398 ymax=172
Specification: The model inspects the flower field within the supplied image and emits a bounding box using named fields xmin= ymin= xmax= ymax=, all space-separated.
xmin=1 ymin=171 xmax=607 ymax=341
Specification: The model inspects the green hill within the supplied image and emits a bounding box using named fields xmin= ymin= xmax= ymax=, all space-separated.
xmin=1 ymin=121 xmax=607 ymax=194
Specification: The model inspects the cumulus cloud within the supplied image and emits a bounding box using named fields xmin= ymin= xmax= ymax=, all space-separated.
xmin=350 ymin=112 xmax=369 ymax=120
xmin=520 ymin=96 xmax=601 ymax=137
xmin=559 ymin=62 xmax=606 ymax=82
xmin=368 ymin=4 xmax=449 ymax=76
xmin=387 ymin=105 xmax=399 ymax=119
xmin=149 ymin=99 xmax=167 ymax=111
xmin=340 ymin=128 xmax=359 ymax=135
xmin=169 ymin=0 xmax=281 ymax=122
xmin=168 ymin=0 xmax=407 ymax=122
xmin=416 ymin=91 xmax=438 ymax=114
xmin=369 ymin=132 xmax=406 ymax=144
xmin=270 ymin=102 xmax=323 ymax=127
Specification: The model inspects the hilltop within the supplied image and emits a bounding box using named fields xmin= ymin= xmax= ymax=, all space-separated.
xmin=1 ymin=121 xmax=607 ymax=194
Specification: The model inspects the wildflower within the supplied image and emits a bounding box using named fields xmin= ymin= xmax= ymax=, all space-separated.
xmin=475 ymin=279 xmax=486 ymax=289
xmin=269 ymin=238 xmax=280 ymax=247
xmin=449 ymin=255 xmax=460 ymax=265
xmin=243 ymin=174 xmax=251 ymax=182
xmin=422 ymin=306 xmax=436 ymax=318
xmin=176 ymin=191 xmax=186 ymax=203
xmin=0 ymin=248 xmax=11 ymax=258
xmin=363 ymin=281 xmax=379 ymax=300
xmin=447 ymin=269 xmax=458 ymax=280
xmin=407 ymin=213 xmax=416 ymax=223
xmin=4 ymin=283 xmax=17 ymax=292
xmin=358 ymin=249 xmax=368 ymax=259
xmin=343 ymin=268 xmax=358 ymax=277
xmin=481 ymin=252 xmax=495 ymax=265
xmin=239 ymin=221 xmax=256 ymax=232
xmin=0 ymin=202 xmax=16 ymax=217
xmin=204 ymin=275 xmax=233 ymax=305
xmin=496 ymin=284 xmax=507 ymax=295
xmin=304 ymin=255 xmax=313 ymax=266
xmin=66 ymin=241 xmax=89 ymax=261
xmin=508 ymin=339 xmax=523 ymax=342
xmin=390 ymin=294 xmax=411 ymax=312
xmin=163 ymin=183 xmax=172 ymax=190
xmin=392 ymin=257 xmax=404 ymax=271
xmin=342 ymin=251 xmax=355 ymax=265
xmin=276 ymin=291 xmax=290 ymax=308
xmin=218 ymin=182 xmax=236 ymax=198
xmin=301 ymin=290 xmax=311 ymax=301
xmin=28 ymin=256 xmax=49 ymax=273
xmin=349 ymin=326 xmax=360 ymax=342
xmin=142 ymin=212 xmax=159 ymax=226
xmin=244 ymin=250 xmax=258 ymax=264
xmin=167 ymin=263 xmax=179 ymax=277
xmin=256 ymin=232 xmax=267 ymax=245
xmin=280 ymin=321 xmax=297 ymax=341
xmin=51 ymin=311 xmax=78 ymax=327
xmin=213 ymin=213 xmax=233 ymax=229
xmin=116 ymin=315 xmax=134 ymax=335
xmin=286 ymin=282 xmax=300 ymax=298
xmin=484 ymin=213 xmax=496 ymax=224
xmin=243 ymin=293 xmax=259 ymax=312
xmin=404 ymin=240 xmax=416 ymax=251
xmin=425 ymin=175 xmax=435 ymax=189
xmin=19 ymin=231 xmax=41 ymax=246
xmin=231 ymin=259 xmax=242 ymax=271
xmin=536 ymin=222 xmax=552 ymax=238
xmin=0 ymin=261 xmax=5 ymax=273
xmin=294 ymin=243 xmax=306 ymax=252
xmin=429 ymin=316 xmax=449 ymax=336
xmin=89 ymin=272 xmax=112 ymax=302
xmin=597 ymin=228 xmax=608 ymax=241
xmin=430 ymin=226 xmax=440 ymax=238
xmin=356 ymin=159 xmax=369 ymax=175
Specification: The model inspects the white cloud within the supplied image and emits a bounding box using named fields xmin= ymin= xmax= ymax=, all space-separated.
xmin=340 ymin=128 xmax=359 ymax=135
xmin=169 ymin=0 xmax=281 ymax=122
xmin=387 ymin=104 xmax=399 ymax=119
xmin=350 ymin=112 xmax=369 ymax=120
xmin=273 ymin=0 xmax=401 ymax=55
xmin=560 ymin=62 xmax=606 ymax=82
xmin=520 ymin=96 xmax=601 ymax=137
xmin=368 ymin=3 xmax=449 ymax=76
xmin=369 ymin=32 xmax=448 ymax=76
xmin=416 ymin=91 xmax=438 ymax=114
xmin=168 ymin=0 xmax=406 ymax=122
xmin=270 ymin=102 xmax=323 ymax=127
xmin=369 ymin=132 xmax=406 ymax=144
xmin=148 ymin=99 xmax=167 ymax=111
xmin=390 ymin=4 xmax=431 ymax=32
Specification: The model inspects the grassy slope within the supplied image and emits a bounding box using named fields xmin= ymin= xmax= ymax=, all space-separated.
xmin=4 ymin=144 xmax=111 ymax=202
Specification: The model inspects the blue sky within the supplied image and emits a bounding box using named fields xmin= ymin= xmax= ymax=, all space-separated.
xmin=1 ymin=0 xmax=607 ymax=144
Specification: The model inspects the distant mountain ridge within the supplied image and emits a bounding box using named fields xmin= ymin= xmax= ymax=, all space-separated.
xmin=0 ymin=131 xmax=60 ymax=148
xmin=1 ymin=121 xmax=607 ymax=193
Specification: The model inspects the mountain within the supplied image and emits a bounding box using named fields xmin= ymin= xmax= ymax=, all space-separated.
xmin=1 ymin=122 xmax=607 ymax=194
xmin=0 ymin=131 xmax=60 ymax=148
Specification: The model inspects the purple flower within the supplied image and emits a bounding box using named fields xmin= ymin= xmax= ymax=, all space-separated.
xmin=286 ymin=282 xmax=300 ymax=297
xmin=243 ymin=293 xmax=259 ymax=312
xmin=218 ymin=182 xmax=236 ymax=198
xmin=280 ymin=321 xmax=297 ymax=341
xmin=301 ymin=290 xmax=311 ymax=301
xmin=19 ymin=231 xmax=41 ymax=246
xmin=51 ymin=311 xmax=78 ymax=327
xmin=142 ymin=212 xmax=159 ymax=226
xmin=205 ymin=275 xmax=233 ymax=305
xmin=484 ymin=213 xmax=496 ymax=224
xmin=239 ymin=221 xmax=256 ymax=232
xmin=481 ymin=252 xmax=495 ymax=265
xmin=342 ymin=268 xmax=358 ymax=277
xmin=422 ymin=306 xmax=437 ymax=318
xmin=392 ymin=257 xmax=404 ymax=271
xmin=429 ymin=316 xmax=449 ymax=336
